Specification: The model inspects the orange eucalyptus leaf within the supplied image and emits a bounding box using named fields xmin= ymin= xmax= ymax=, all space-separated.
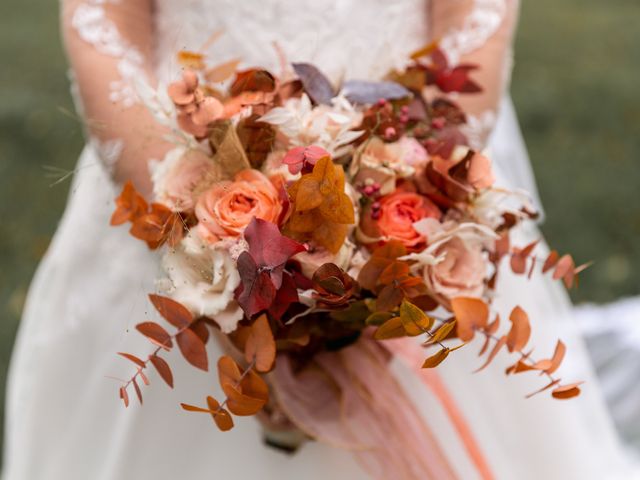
xmin=474 ymin=335 xmax=506 ymax=373
xmin=373 ymin=317 xmax=406 ymax=340
xmin=176 ymin=328 xmax=208 ymax=371
xmin=110 ymin=181 xmax=148 ymax=226
xmin=132 ymin=378 xmax=143 ymax=405
xmin=223 ymin=383 xmax=267 ymax=416
xmin=119 ymin=386 xmax=129 ymax=408
xmin=375 ymin=283 xmax=405 ymax=312
xmin=117 ymin=352 xmax=145 ymax=368
xmin=136 ymin=322 xmax=173 ymax=350
xmin=190 ymin=320 xmax=210 ymax=345
xmin=552 ymin=383 xmax=583 ymax=400
xmin=205 ymin=58 xmax=241 ymax=83
xmin=177 ymin=50 xmax=205 ymax=69
xmin=180 ymin=403 xmax=211 ymax=413
xmin=542 ymin=250 xmax=559 ymax=273
xmin=525 ymin=379 xmax=561 ymax=399
xmin=510 ymin=253 xmax=527 ymax=275
xmin=486 ymin=314 xmax=500 ymax=335
xmin=245 ymin=314 xmax=276 ymax=373
xmin=139 ymin=370 xmax=150 ymax=386
xmin=400 ymin=300 xmax=434 ymax=336
xmin=451 ymin=297 xmax=488 ymax=342
xmin=379 ymin=261 xmax=410 ymax=285
xmin=429 ymin=320 xmax=456 ymax=344
xmin=422 ymin=347 xmax=450 ymax=368
xmin=478 ymin=336 xmax=491 ymax=356
xmin=149 ymin=294 xmax=192 ymax=328
xmin=545 ymin=340 xmax=566 ymax=375
xmin=506 ymin=306 xmax=531 ymax=353
xmin=553 ymin=255 xmax=574 ymax=281
xmin=149 ymin=355 xmax=174 ymax=388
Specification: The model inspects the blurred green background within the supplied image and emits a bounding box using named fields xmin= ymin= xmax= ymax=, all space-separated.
xmin=0 ymin=0 xmax=638 ymax=464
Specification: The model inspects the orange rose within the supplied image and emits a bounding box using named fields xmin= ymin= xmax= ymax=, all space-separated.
xmin=195 ymin=170 xmax=282 ymax=242
xmin=375 ymin=191 xmax=441 ymax=248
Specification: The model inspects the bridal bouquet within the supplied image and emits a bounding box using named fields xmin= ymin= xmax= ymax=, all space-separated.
xmin=112 ymin=43 xmax=587 ymax=439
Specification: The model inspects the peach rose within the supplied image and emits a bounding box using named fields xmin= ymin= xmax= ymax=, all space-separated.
xmin=403 ymin=219 xmax=498 ymax=305
xmin=375 ymin=191 xmax=441 ymax=248
xmin=195 ymin=169 xmax=282 ymax=242
xmin=151 ymin=148 xmax=217 ymax=211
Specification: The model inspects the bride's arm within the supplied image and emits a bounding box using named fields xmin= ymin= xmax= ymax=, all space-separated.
xmin=430 ymin=0 xmax=519 ymax=144
xmin=60 ymin=0 xmax=171 ymax=195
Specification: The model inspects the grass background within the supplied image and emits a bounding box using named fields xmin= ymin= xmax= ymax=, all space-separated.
xmin=0 ymin=0 xmax=638 ymax=463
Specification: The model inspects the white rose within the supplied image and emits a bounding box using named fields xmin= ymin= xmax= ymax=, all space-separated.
xmin=161 ymin=233 xmax=243 ymax=333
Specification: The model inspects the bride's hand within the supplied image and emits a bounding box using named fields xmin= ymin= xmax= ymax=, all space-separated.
xmin=61 ymin=0 xmax=173 ymax=196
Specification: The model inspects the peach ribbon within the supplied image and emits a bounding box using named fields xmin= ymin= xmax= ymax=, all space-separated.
xmin=272 ymin=333 xmax=493 ymax=479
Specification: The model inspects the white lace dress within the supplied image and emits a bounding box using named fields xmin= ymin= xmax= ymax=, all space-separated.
xmin=3 ymin=0 xmax=636 ymax=479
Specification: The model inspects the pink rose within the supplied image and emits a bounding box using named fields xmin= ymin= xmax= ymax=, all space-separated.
xmin=152 ymin=148 xmax=217 ymax=211
xmin=407 ymin=219 xmax=497 ymax=306
xmin=374 ymin=191 xmax=441 ymax=248
xmin=195 ymin=170 xmax=282 ymax=242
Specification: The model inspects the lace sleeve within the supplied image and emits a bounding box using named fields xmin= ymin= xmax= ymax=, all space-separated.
xmin=61 ymin=0 xmax=171 ymax=194
xmin=430 ymin=0 xmax=519 ymax=149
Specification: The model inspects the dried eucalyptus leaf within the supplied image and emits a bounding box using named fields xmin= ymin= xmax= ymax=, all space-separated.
xmin=292 ymin=63 xmax=335 ymax=105
xmin=342 ymin=80 xmax=411 ymax=105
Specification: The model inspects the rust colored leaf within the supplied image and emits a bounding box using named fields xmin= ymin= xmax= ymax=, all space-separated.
xmin=110 ymin=181 xmax=148 ymax=226
xmin=400 ymin=300 xmax=434 ymax=336
xmin=475 ymin=335 xmax=507 ymax=373
xmin=149 ymin=294 xmax=192 ymax=329
xmin=553 ymin=254 xmax=574 ymax=281
xmin=510 ymin=253 xmax=527 ymax=275
xmin=132 ymin=378 xmax=143 ymax=405
xmin=218 ymin=355 xmax=242 ymax=385
xmin=375 ymin=284 xmax=404 ymax=312
xmin=180 ymin=403 xmax=211 ymax=413
xmin=506 ymin=306 xmax=531 ymax=353
xmin=190 ymin=320 xmax=210 ymax=345
xmin=422 ymin=348 xmax=450 ymax=368
xmin=117 ymin=352 xmax=145 ymax=368
xmin=222 ymin=382 xmax=266 ymax=416
xmin=379 ymin=261 xmax=410 ymax=285
xmin=119 ymin=386 xmax=129 ymax=408
xmin=245 ymin=314 xmax=276 ymax=373
xmin=477 ymin=336 xmax=491 ymax=357
xmin=176 ymin=328 xmax=208 ymax=371
xmin=542 ymin=250 xmax=559 ymax=273
xmin=205 ymin=58 xmax=241 ymax=83
xmin=552 ymin=383 xmax=583 ymax=400
xmin=208 ymin=396 xmax=234 ymax=431
xmin=373 ymin=317 xmax=406 ymax=340
xmin=486 ymin=314 xmax=500 ymax=335
xmin=544 ymin=340 xmax=566 ymax=375
xmin=451 ymin=297 xmax=489 ymax=342
xmin=139 ymin=370 xmax=150 ymax=386
xmin=230 ymin=69 xmax=276 ymax=96
xmin=149 ymin=355 xmax=174 ymax=388
xmin=136 ymin=322 xmax=173 ymax=350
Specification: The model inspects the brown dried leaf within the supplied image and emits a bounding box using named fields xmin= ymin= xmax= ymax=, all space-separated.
xmin=525 ymin=379 xmax=561 ymax=399
xmin=429 ymin=320 xmax=456 ymax=344
xmin=177 ymin=50 xmax=205 ymax=70
xmin=375 ymin=284 xmax=404 ymax=312
xmin=373 ymin=317 xmax=406 ymax=340
xmin=149 ymin=355 xmax=174 ymax=388
xmin=117 ymin=352 xmax=145 ymax=368
xmin=136 ymin=322 xmax=173 ymax=350
xmin=139 ymin=370 xmax=150 ymax=386
xmin=486 ymin=314 xmax=500 ymax=335
xmin=451 ymin=297 xmax=488 ymax=342
xmin=245 ymin=314 xmax=276 ymax=373
xmin=422 ymin=348 xmax=450 ymax=368
xmin=149 ymin=294 xmax=192 ymax=329
xmin=400 ymin=300 xmax=434 ymax=336
xmin=176 ymin=328 xmax=208 ymax=371
xmin=506 ymin=306 xmax=531 ymax=353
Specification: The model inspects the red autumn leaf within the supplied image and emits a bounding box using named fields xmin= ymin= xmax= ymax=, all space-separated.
xmin=149 ymin=294 xmax=192 ymax=329
xmin=176 ymin=328 xmax=208 ymax=371
xmin=110 ymin=181 xmax=148 ymax=226
xmin=117 ymin=352 xmax=145 ymax=368
xmin=245 ymin=314 xmax=276 ymax=373
xmin=375 ymin=284 xmax=405 ymax=312
xmin=282 ymin=145 xmax=329 ymax=175
xmin=553 ymin=254 xmax=574 ymax=282
xmin=136 ymin=322 xmax=173 ymax=350
xmin=451 ymin=297 xmax=489 ymax=342
xmin=236 ymin=252 xmax=278 ymax=318
xmin=149 ymin=355 xmax=174 ymax=388
xmin=379 ymin=261 xmax=410 ymax=285
xmin=552 ymin=383 xmax=583 ymax=400
xmin=267 ymin=271 xmax=299 ymax=319
xmin=189 ymin=319 xmax=210 ymax=345
xmin=506 ymin=306 xmax=531 ymax=353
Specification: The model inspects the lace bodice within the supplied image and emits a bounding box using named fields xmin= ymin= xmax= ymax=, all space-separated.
xmin=64 ymin=0 xmax=513 ymax=183
xmin=154 ymin=0 xmax=430 ymax=85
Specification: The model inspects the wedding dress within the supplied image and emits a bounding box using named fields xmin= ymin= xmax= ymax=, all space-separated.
xmin=4 ymin=0 xmax=637 ymax=479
